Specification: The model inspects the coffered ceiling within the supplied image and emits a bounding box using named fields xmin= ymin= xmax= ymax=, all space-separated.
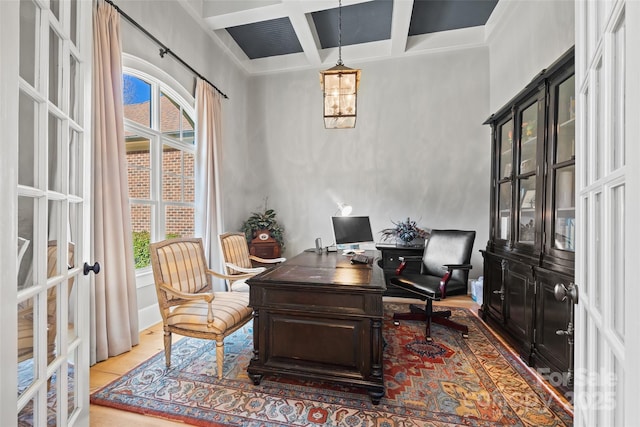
xmin=182 ymin=0 xmax=499 ymax=75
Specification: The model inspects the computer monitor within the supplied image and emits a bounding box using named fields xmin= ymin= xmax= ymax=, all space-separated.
xmin=331 ymin=216 xmax=374 ymax=250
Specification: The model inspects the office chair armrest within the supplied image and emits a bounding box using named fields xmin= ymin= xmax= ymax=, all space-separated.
xmin=395 ymin=255 xmax=423 ymax=275
xmin=443 ymin=263 xmax=473 ymax=271
xmin=439 ymin=264 xmax=473 ymax=299
xmin=225 ymin=262 xmax=266 ymax=274
xmin=249 ymin=255 xmax=286 ymax=264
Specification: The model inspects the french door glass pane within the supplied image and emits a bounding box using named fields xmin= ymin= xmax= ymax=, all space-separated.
xmin=556 ymin=75 xmax=576 ymax=163
xmin=554 ymin=165 xmax=575 ymax=251
xmin=70 ymin=0 xmax=78 ymax=45
xmin=519 ymin=103 xmax=537 ymax=174
xmin=126 ymin=137 xmax=151 ymax=199
xmin=594 ymin=57 xmax=603 ymax=181
xmin=49 ymin=27 xmax=62 ymax=107
xmin=613 ymin=20 xmax=625 ymax=170
xmin=48 ymin=112 xmax=62 ymax=193
xmin=19 ymin=0 xmax=37 ymax=86
xmin=17 ymin=296 xmax=37 ymax=396
xmin=69 ymin=54 xmax=79 ymax=121
xmin=612 ymin=184 xmax=625 ymax=341
xmin=18 ymin=91 xmax=37 ymax=188
xmin=123 ymin=74 xmax=151 ymax=127
xmin=18 ymin=196 xmax=36 ymax=290
xmin=50 ymin=0 xmax=60 ymax=21
xmin=594 ymin=191 xmax=602 ymax=312
xmin=69 ymin=129 xmax=81 ymax=197
xmin=518 ymin=176 xmax=536 ymax=244
xmin=17 ymin=398 xmax=35 ymax=425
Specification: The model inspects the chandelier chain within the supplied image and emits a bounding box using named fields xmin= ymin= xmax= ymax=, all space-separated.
xmin=337 ymin=0 xmax=343 ymax=66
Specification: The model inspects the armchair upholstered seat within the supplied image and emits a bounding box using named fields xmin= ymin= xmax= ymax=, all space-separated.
xmin=150 ymin=237 xmax=254 ymax=379
xmin=219 ymin=232 xmax=285 ymax=292
xmin=390 ymin=229 xmax=476 ymax=341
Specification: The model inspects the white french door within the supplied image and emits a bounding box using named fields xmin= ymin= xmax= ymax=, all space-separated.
xmin=1 ymin=0 xmax=92 ymax=425
xmin=574 ymin=0 xmax=640 ymax=425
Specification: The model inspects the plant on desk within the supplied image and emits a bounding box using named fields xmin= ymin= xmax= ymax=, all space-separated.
xmin=380 ymin=217 xmax=430 ymax=245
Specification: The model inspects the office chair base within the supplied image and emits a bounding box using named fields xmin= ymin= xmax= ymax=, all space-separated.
xmin=393 ymin=304 xmax=469 ymax=340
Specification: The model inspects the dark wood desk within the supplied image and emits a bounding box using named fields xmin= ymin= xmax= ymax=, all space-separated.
xmin=246 ymin=250 xmax=386 ymax=404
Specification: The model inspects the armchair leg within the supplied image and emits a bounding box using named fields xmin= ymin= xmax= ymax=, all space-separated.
xmin=164 ymin=330 xmax=172 ymax=367
xmin=216 ymin=341 xmax=224 ymax=379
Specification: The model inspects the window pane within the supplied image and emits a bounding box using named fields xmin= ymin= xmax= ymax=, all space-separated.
xmin=519 ymin=102 xmax=537 ymax=174
xmin=500 ymin=120 xmax=513 ymax=178
xmin=19 ymin=0 xmax=37 ymax=86
xmin=160 ymin=92 xmax=182 ymax=140
xmin=556 ymin=75 xmax=575 ymax=163
xmin=554 ymin=165 xmax=575 ymax=251
xmin=123 ymin=75 xmax=151 ymax=127
xmin=182 ymin=110 xmax=195 ymax=145
xmin=126 ymin=137 xmax=151 ymax=199
xmin=518 ymin=176 xmax=536 ymax=244
xmin=498 ymin=182 xmax=511 ymax=240
xmin=131 ymin=204 xmax=151 ymax=269
xmin=166 ymin=205 xmax=195 ymax=239
xmin=162 ymin=145 xmax=182 ymax=202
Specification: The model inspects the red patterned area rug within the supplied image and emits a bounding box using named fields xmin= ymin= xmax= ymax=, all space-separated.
xmin=90 ymin=303 xmax=573 ymax=426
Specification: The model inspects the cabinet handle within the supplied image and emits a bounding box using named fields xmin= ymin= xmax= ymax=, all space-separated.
xmin=492 ymin=289 xmax=504 ymax=294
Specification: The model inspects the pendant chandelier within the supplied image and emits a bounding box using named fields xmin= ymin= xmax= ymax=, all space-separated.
xmin=319 ymin=0 xmax=361 ymax=129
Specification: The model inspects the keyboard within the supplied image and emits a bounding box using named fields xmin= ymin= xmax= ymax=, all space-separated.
xmin=350 ymin=254 xmax=371 ymax=265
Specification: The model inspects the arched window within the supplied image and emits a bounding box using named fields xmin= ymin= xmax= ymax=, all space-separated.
xmin=123 ymin=69 xmax=195 ymax=269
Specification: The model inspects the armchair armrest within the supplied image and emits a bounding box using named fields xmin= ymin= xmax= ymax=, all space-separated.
xmin=443 ymin=263 xmax=473 ymax=271
xmin=249 ymin=255 xmax=286 ymax=264
xmin=225 ymin=262 xmax=266 ymax=275
xmin=395 ymin=255 xmax=423 ymax=275
xmin=158 ymin=283 xmax=217 ymax=323
xmin=206 ymin=268 xmax=255 ymax=281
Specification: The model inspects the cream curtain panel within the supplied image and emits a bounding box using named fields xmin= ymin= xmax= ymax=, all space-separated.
xmin=195 ymin=79 xmax=223 ymax=287
xmin=91 ymin=0 xmax=139 ymax=364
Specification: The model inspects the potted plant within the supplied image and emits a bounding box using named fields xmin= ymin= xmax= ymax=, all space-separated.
xmin=380 ymin=217 xmax=430 ymax=245
xmin=240 ymin=205 xmax=285 ymax=250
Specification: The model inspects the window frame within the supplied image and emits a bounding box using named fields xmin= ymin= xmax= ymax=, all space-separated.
xmin=122 ymin=63 xmax=196 ymax=274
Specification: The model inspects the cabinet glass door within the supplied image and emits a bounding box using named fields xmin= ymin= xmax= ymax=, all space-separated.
xmin=497 ymin=119 xmax=513 ymax=241
xmin=516 ymin=102 xmax=539 ymax=245
xmin=551 ymin=74 xmax=576 ymax=252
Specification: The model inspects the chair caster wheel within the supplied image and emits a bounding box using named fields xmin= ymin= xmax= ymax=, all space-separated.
xmin=462 ymin=333 xmax=469 ymax=339
xmin=393 ymin=321 xmax=400 ymax=326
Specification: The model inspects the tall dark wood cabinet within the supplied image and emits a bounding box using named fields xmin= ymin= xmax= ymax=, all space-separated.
xmin=481 ymin=47 xmax=575 ymax=394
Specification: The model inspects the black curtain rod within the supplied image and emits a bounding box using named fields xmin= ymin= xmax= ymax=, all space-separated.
xmin=104 ymin=0 xmax=229 ymax=99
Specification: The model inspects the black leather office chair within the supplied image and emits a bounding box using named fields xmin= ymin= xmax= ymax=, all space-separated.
xmin=389 ymin=229 xmax=476 ymax=341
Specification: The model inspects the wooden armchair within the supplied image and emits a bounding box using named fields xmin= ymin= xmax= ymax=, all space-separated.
xmin=219 ymin=232 xmax=285 ymax=291
xmin=150 ymin=237 xmax=254 ymax=379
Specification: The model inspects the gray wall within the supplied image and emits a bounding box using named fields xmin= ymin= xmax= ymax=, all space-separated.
xmin=242 ymin=48 xmax=491 ymax=274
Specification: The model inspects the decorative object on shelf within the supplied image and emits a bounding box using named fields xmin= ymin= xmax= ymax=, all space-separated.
xmin=380 ymin=217 xmax=430 ymax=245
xmin=319 ymin=0 xmax=361 ymax=129
xmin=240 ymin=200 xmax=285 ymax=250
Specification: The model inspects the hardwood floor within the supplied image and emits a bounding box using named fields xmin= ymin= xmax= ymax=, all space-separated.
xmin=89 ymin=295 xmax=480 ymax=425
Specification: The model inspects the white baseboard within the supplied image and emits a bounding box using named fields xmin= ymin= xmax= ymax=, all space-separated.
xmin=138 ymin=303 xmax=162 ymax=332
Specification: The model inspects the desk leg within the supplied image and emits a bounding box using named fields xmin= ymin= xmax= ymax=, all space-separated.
xmin=371 ymin=318 xmax=383 ymax=379
xmin=249 ymin=309 xmax=263 ymax=385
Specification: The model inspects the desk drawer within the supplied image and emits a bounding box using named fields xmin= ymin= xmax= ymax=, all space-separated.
xmin=381 ymin=249 xmax=422 ymax=273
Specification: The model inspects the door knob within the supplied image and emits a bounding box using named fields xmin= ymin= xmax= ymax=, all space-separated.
xmin=554 ymin=282 xmax=579 ymax=304
xmin=83 ymin=261 xmax=101 ymax=275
